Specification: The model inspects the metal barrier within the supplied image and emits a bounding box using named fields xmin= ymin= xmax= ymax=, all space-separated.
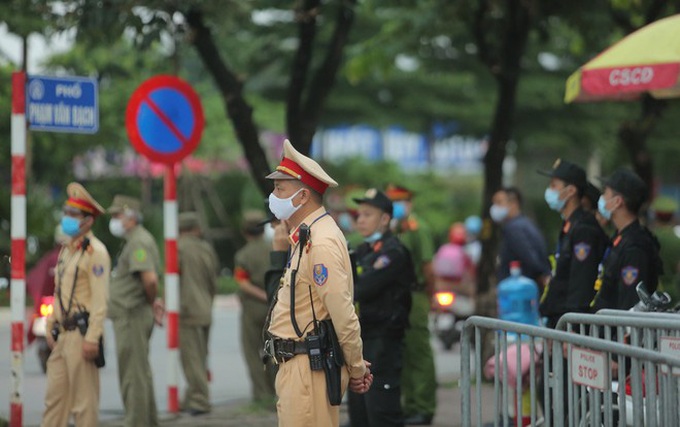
xmin=556 ymin=312 xmax=680 ymax=427
xmin=597 ymin=308 xmax=680 ymax=320
xmin=460 ymin=316 xmax=680 ymax=427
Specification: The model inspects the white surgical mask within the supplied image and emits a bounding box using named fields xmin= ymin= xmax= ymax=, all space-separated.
xmin=489 ymin=204 xmax=509 ymax=223
xmin=364 ymin=231 xmax=382 ymax=244
xmin=597 ymin=195 xmax=613 ymax=220
xmin=544 ymin=187 xmax=566 ymax=212
xmin=109 ymin=218 xmax=126 ymax=237
xmin=268 ymin=189 xmax=304 ymax=221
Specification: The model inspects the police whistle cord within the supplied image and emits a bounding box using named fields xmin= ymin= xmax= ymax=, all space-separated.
xmin=56 ymin=238 xmax=90 ymax=319
xmin=290 ymin=224 xmax=310 ymax=338
xmin=289 ymin=213 xmax=329 ymax=338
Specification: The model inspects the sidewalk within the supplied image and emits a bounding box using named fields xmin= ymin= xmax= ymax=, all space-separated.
xmin=99 ymin=376 xmax=496 ymax=427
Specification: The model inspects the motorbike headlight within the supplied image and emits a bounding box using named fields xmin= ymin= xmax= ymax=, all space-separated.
xmin=435 ymin=292 xmax=455 ymax=307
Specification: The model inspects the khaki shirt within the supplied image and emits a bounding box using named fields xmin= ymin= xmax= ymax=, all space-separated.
xmin=268 ymin=207 xmax=365 ymax=379
xmin=47 ymin=232 xmax=111 ymax=344
xmin=108 ymin=225 xmax=161 ymax=318
xmin=234 ymin=237 xmax=271 ymax=299
xmin=178 ymin=234 xmax=219 ymax=325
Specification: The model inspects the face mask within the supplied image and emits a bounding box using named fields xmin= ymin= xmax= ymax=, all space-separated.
xmin=61 ymin=216 xmax=81 ymax=237
xmin=544 ymin=187 xmax=566 ymax=212
xmin=392 ymin=202 xmax=407 ymax=221
xmin=364 ymin=231 xmax=382 ymax=244
xmin=598 ymin=195 xmax=613 ymax=220
xmin=109 ymin=218 xmax=126 ymax=237
xmin=489 ymin=204 xmax=509 ymax=223
xmin=338 ymin=213 xmax=353 ymax=232
xmin=268 ymin=189 xmax=303 ymax=221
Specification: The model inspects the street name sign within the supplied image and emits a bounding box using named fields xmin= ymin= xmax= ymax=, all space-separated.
xmin=26 ymin=75 xmax=99 ymax=133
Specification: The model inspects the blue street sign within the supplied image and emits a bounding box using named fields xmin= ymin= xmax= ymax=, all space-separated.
xmin=26 ymin=75 xmax=99 ymax=134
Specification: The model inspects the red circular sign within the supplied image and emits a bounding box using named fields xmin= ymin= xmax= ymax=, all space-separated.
xmin=126 ymin=75 xmax=204 ymax=164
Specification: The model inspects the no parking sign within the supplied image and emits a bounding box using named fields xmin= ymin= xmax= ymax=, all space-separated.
xmin=126 ymin=75 xmax=204 ymax=163
xmin=125 ymin=74 xmax=205 ymax=413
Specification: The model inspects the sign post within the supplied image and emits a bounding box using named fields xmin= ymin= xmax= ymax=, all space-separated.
xmin=10 ymin=71 xmax=27 ymax=427
xmin=126 ymin=75 xmax=204 ymax=413
xmin=8 ymin=72 xmax=99 ymax=426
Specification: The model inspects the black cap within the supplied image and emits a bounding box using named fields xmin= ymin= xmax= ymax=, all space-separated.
xmin=352 ymin=188 xmax=393 ymax=216
xmin=601 ymin=168 xmax=648 ymax=210
xmin=537 ymin=158 xmax=587 ymax=191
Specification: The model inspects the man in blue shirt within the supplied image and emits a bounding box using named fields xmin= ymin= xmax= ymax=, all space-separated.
xmin=490 ymin=187 xmax=551 ymax=286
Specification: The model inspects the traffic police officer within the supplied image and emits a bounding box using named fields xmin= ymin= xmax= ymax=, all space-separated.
xmin=591 ymin=169 xmax=663 ymax=310
xmin=385 ymin=184 xmax=436 ymax=426
xmin=234 ymin=210 xmax=277 ymax=405
xmin=107 ymin=195 xmax=162 ymax=427
xmin=178 ymin=211 xmax=219 ymax=415
xmin=349 ymin=189 xmax=414 ymax=427
xmin=265 ymin=139 xmax=373 ymax=427
xmin=538 ymin=159 xmax=608 ymax=328
xmin=42 ymin=182 xmax=111 ymax=427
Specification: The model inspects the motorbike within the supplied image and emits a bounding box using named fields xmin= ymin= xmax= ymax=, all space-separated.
xmin=430 ymin=228 xmax=477 ymax=350
xmin=30 ymin=295 xmax=54 ymax=373
xmin=431 ymin=277 xmax=476 ymax=350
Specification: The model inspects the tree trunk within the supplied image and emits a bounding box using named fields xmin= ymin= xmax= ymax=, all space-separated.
xmin=286 ymin=0 xmax=321 ymax=149
xmin=185 ymin=8 xmax=272 ymax=196
xmin=477 ymin=76 xmax=520 ymax=298
xmin=617 ymin=95 xmax=665 ymax=194
xmin=473 ymin=0 xmax=531 ymax=300
xmin=287 ymin=0 xmax=358 ymax=155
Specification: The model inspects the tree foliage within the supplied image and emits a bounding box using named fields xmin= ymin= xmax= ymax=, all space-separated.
xmin=3 ymin=0 xmax=680 ymax=290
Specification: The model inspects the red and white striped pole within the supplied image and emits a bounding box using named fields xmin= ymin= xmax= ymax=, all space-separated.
xmin=164 ymin=164 xmax=180 ymax=413
xmin=10 ymin=71 xmax=27 ymax=427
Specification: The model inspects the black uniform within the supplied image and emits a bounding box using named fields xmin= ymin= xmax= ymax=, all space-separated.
xmin=540 ymin=207 xmax=608 ymax=328
xmin=348 ymin=231 xmax=414 ymax=427
xmin=591 ymin=220 xmax=663 ymax=311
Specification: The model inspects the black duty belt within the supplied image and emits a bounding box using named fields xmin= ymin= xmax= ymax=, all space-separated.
xmin=273 ymin=338 xmax=307 ymax=363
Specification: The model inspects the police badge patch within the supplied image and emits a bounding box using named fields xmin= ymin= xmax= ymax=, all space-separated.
xmin=373 ymin=255 xmax=391 ymax=270
xmin=621 ymin=266 xmax=639 ymax=286
xmin=574 ymin=242 xmax=591 ymax=262
xmin=92 ymin=264 xmax=104 ymax=277
xmin=313 ymin=264 xmax=329 ymax=286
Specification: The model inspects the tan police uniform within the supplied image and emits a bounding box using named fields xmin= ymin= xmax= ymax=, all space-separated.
xmin=42 ymin=183 xmax=111 ymax=427
xmin=107 ymin=195 xmax=162 ymax=427
xmin=177 ymin=212 xmax=219 ymax=413
xmin=266 ymin=140 xmax=365 ymax=427
xmin=234 ymin=211 xmax=277 ymax=404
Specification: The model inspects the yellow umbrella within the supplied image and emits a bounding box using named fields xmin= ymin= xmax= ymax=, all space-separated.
xmin=565 ymin=14 xmax=680 ymax=103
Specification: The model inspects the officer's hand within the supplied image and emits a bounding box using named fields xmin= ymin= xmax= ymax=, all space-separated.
xmin=153 ymin=298 xmax=165 ymax=327
xmin=349 ymin=360 xmax=373 ymax=394
xmin=82 ymin=340 xmax=99 ymax=361
xmin=46 ymin=332 xmax=56 ymax=351
xmin=272 ymin=220 xmax=290 ymax=251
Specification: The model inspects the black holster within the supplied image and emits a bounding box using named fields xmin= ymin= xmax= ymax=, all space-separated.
xmin=74 ymin=311 xmax=105 ymax=369
xmin=319 ymin=319 xmax=344 ymax=406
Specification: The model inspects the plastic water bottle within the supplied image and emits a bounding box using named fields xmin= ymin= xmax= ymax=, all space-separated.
xmin=497 ymin=261 xmax=540 ymax=340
